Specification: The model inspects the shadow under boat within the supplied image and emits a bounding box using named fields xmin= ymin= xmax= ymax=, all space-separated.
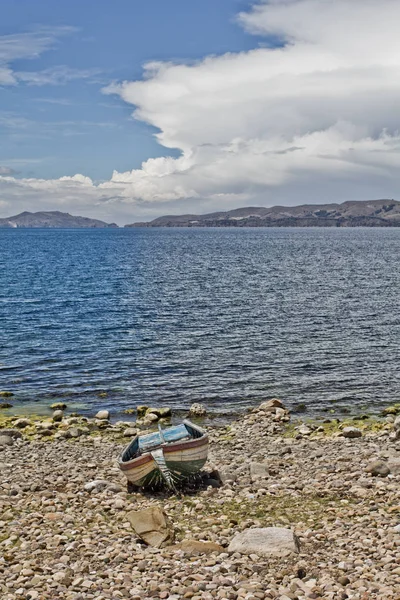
xmin=118 ymin=419 xmax=209 ymax=491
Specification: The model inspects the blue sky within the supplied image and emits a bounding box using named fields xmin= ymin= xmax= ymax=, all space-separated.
xmin=1 ymin=0 xmax=261 ymax=181
xmin=1 ymin=0 xmax=399 ymax=224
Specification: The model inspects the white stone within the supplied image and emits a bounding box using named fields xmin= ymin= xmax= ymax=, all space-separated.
xmin=84 ymin=480 xmax=109 ymax=493
xmin=52 ymin=410 xmax=63 ymax=422
xmin=228 ymin=527 xmax=300 ymax=557
xmin=95 ymin=410 xmax=110 ymax=420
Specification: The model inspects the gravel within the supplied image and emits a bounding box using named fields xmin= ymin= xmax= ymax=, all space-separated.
xmin=0 ymin=403 xmax=399 ymax=599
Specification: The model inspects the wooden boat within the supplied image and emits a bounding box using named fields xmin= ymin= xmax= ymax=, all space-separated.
xmin=118 ymin=419 xmax=208 ymax=490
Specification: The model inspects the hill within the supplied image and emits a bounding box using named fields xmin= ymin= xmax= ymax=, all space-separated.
xmin=0 ymin=211 xmax=118 ymax=229
xmin=125 ymin=199 xmax=400 ymax=228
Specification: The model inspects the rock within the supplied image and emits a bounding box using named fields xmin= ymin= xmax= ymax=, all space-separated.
xmin=174 ymin=540 xmax=224 ymax=555
xmin=394 ymin=415 xmax=400 ymax=430
xmin=389 ymin=429 xmax=400 ymax=441
xmin=188 ymin=403 xmax=207 ymax=417
xmin=0 ymin=391 xmax=14 ymax=397
xmin=211 ymin=468 xmax=237 ymax=484
xmin=393 ymin=524 xmax=400 ymax=533
xmin=52 ymin=410 xmax=64 ymax=422
xmin=84 ymin=480 xmax=118 ymax=493
xmin=338 ymin=576 xmax=351 ymax=586
xmin=0 ymin=428 xmax=22 ymax=439
xmin=127 ymin=507 xmax=174 ymax=548
xmin=366 ymin=460 xmax=390 ymax=477
xmin=275 ymin=407 xmax=287 ymax=420
xmin=0 ymin=403 xmax=12 ymax=409
xmin=387 ymin=457 xmax=400 ymax=474
xmin=95 ymin=410 xmax=110 ymax=420
xmin=342 ymin=427 xmax=362 ymax=438
xmin=124 ymin=427 xmax=138 ymax=437
xmin=14 ymin=418 xmax=31 ymax=429
xmin=38 ymin=428 xmax=52 ymax=437
xmin=228 ymin=527 xmax=300 ymax=557
xmin=298 ymin=424 xmax=312 ymax=435
xmin=144 ymin=413 xmax=159 ymax=423
xmin=53 ymin=570 xmax=73 ymax=586
xmin=250 ymin=462 xmax=269 ymax=480
xmin=137 ymin=405 xmax=149 ymax=417
xmin=68 ymin=427 xmax=82 ymax=438
xmin=107 ymin=483 xmax=122 ymax=493
xmin=383 ymin=404 xmax=400 ymax=415
xmin=258 ymin=398 xmax=284 ymax=411
xmin=0 ymin=435 xmax=13 ymax=446
xmin=146 ymin=407 xmax=172 ymax=418
xmin=123 ymin=408 xmax=136 ymax=415
xmin=50 ymin=402 xmax=67 ymax=410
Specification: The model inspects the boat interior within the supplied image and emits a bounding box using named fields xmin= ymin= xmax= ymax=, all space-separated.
xmin=121 ymin=420 xmax=204 ymax=463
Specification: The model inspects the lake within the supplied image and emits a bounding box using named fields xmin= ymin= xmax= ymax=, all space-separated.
xmin=1 ymin=227 xmax=400 ymax=420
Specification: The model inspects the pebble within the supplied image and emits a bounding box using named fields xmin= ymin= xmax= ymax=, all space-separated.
xmin=0 ymin=401 xmax=399 ymax=600
xmin=366 ymin=460 xmax=390 ymax=477
xmin=342 ymin=427 xmax=362 ymax=438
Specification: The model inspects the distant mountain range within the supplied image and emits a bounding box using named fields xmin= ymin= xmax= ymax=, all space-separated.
xmin=2 ymin=201 xmax=400 ymax=229
xmin=0 ymin=211 xmax=118 ymax=229
xmin=126 ymin=199 xmax=400 ymax=228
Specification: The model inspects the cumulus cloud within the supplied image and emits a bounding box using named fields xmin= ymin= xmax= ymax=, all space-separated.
xmin=2 ymin=0 xmax=400 ymax=222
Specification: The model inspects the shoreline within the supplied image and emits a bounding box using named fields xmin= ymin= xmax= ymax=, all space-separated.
xmin=1 ymin=400 xmax=400 ymax=599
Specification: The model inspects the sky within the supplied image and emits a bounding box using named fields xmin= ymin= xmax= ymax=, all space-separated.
xmin=1 ymin=0 xmax=400 ymax=225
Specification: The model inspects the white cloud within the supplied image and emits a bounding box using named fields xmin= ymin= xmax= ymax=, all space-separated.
xmin=0 ymin=166 xmax=17 ymax=176
xmin=0 ymin=27 xmax=97 ymax=87
xmin=2 ymin=0 xmax=400 ymax=223
xmin=15 ymin=65 xmax=101 ymax=86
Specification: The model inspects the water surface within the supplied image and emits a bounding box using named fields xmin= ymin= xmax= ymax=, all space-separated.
xmin=1 ymin=227 xmax=399 ymax=419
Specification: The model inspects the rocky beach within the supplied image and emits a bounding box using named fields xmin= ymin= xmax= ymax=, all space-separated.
xmin=1 ymin=401 xmax=400 ymax=600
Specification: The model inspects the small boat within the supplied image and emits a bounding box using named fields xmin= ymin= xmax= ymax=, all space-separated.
xmin=118 ymin=419 xmax=208 ymax=490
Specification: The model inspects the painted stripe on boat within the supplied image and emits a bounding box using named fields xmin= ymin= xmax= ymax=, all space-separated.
xmin=119 ymin=453 xmax=154 ymax=471
xmin=163 ymin=437 xmax=208 ymax=453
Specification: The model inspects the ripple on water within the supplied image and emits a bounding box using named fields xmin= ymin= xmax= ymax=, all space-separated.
xmin=1 ymin=227 xmax=400 ymax=419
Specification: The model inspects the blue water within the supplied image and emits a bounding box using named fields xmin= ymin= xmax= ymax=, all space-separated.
xmin=1 ymin=227 xmax=400 ymax=419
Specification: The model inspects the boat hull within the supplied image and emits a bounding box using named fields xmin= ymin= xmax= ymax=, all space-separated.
xmin=118 ymin=422 xmax=208 ymax=489
xmin=164 ymin=436 xmax=208 ymax=477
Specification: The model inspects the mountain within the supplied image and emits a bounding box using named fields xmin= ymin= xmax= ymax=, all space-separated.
xmin=0 ymin=211 xmax=118 ymax=229
xmin=126 ymin=199 xmax=400 ymax=228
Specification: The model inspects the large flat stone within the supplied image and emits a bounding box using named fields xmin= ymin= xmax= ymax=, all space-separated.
xmin=127 ymin=507 xmax=174 ymax=548
xmin=228 ymin=527 xmax=300 ymax=557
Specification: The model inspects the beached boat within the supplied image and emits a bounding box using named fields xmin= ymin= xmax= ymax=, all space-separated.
xmin=118 ymin=420 xmax=208 ymax=490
